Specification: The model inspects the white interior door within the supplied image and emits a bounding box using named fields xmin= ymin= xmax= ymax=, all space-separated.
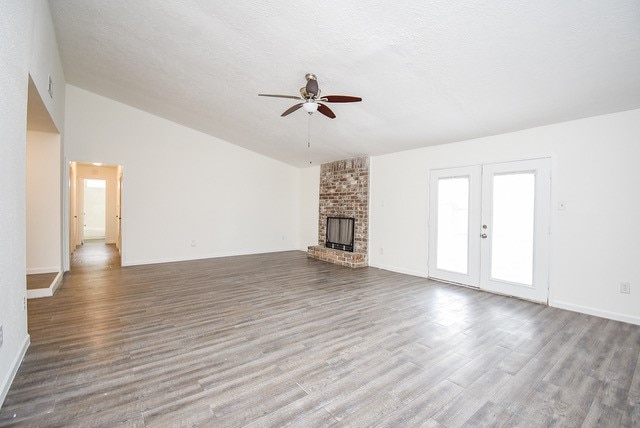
xmin=429 ymin=159 xmax=551 ymax=303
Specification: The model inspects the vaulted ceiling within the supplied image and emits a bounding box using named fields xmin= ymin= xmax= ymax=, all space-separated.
xmin=49 ymin=0 xmax=640 ymax=167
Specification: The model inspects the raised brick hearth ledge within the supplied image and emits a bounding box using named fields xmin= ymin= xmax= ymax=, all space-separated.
xmin=307 ymin=245 xmax=367 ymax=268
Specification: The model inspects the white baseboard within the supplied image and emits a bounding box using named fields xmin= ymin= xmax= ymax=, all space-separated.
xmin=27 ymin=288 xmax=52 ymax=298
xmin=51 ymin=271 xmax=63 ymax=294
xmin=26 ymin=266 xmax=58 ymax=275
xmin=27 ymin=271 xmax=63 ymax=299
xmin=122 ymin=247 xmax=297 ymax=267
xmin=368 ymin=262 xmax=428 ymax=278
xmin=0 ymin=334 xmax=30 ymax=408
xmin=550 ymin=300 xmax=640 ymax=326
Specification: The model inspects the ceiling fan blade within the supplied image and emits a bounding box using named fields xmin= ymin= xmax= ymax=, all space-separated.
xmin=305 ymin=79 xmax=319 ymax=97
xmin=317 ymin=103 xmax=336 ymax=119
xmin=259 ymin=94 xmax=302 ymax=100
xmin=321 ymin=95 xmax=362 ymax=103
xmin=281 ymin=103 xmax=303 ymax=117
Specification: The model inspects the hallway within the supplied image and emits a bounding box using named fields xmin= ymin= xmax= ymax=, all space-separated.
xmin=71 ymin=239 xmax=121 ymax=271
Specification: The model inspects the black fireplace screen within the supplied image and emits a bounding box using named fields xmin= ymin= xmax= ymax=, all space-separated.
xmin=325 ymin=217 xmax=355 ymax=252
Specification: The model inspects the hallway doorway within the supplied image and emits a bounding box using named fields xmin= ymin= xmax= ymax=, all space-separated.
xmin=69 ymin=162 xmax=123 ymax=270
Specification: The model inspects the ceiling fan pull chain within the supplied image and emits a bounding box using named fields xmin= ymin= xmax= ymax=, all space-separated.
xmin=308 ymin=116 xmax=312 ymax=165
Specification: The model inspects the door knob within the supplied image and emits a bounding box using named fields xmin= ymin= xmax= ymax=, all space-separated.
xmin=481 ymin=233 xmax=488 ymax=238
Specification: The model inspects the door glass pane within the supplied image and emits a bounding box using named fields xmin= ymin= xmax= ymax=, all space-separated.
xmin=437 ymin=177 xmax=469 ymax=274
xmin=491 ymin=173 xmax=535 ymax=285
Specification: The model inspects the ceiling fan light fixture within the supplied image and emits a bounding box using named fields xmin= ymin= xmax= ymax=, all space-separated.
xmin=303 ymin=101 xmax=319 ymax=114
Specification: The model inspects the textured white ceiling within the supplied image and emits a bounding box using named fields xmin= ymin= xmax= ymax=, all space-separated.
xmin=49 ymin=0 xmax=640 ymax=167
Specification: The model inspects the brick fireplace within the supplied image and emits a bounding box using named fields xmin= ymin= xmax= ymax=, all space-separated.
xmin=307 ymin=156 xmax=369 ymax=268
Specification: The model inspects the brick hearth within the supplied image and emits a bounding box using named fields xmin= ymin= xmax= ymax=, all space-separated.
xmin=307 ymin=246 xmax=367 ymax=268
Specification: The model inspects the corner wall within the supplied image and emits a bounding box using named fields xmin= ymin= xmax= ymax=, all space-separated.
xmin=65 ymin=85 xmax=301 ymax=266
xmin=0 ymin=1 xmax=33 ymax=406
xmin=369 ymin=108 xmax=640 ymax=325
xmin=298 ymin=165 xmax=320 ymax=250
xmin=1 ymin=0 xmax=66 ymax=406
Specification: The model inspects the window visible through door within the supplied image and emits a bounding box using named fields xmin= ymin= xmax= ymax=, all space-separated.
xmin=83 ymin=178 xmax=106 ymax=240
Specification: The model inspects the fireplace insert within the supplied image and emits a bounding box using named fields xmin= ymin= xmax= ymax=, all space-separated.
xmin=325 ymin=217 xmax=355 ymax=252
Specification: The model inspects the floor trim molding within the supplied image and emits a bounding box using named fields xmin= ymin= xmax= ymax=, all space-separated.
xmin=27 ymin=271 xmax=63 ymax=299
xmin=550 ymin=300 xmax=640 ymax=326
xmin=0 ymin=334 xmax=30 ymax=408
xmin=122 ymin=247 xmax=295 ymax=267
xmin=368 ymin=262 xmax=427 ymax=278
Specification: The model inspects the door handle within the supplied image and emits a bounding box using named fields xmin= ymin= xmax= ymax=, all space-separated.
xmin=481 ymin=233 xmax=488 ymax=238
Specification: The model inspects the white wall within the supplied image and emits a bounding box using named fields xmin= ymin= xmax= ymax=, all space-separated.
xmin=65 ymin=85 xmax=301 ymax=265
xmin=0 ymin=0 xmax=33 ymax=406
xmin=369 ymin=108 xmax=640 ymax=325
xmin=26 ymin=130 xmax=62 ymax=274
xmin=0 ymin=0 xmax=65 ymax=406
xmin=298 ymin=165 xmax=320 ymax=250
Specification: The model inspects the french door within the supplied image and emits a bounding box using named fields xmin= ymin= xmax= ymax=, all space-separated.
xmin=428 ymin=159 xmax=551 ymax=303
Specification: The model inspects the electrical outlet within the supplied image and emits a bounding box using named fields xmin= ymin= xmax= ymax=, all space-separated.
xmin=190 ymin=240 xmax=196 ymax=247
xmin=380 ymin=247 xmax=384 ymax=255
xmin=620 ymin=282 xmax=631 ymax=294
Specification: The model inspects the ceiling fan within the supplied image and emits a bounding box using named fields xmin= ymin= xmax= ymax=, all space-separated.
xmin=259 ymin=73 xmax=362 ymax=119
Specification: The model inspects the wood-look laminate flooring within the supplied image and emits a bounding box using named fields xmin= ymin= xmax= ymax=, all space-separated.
xmin=70 ymin=240 xmax=121 ymax=271
xmin=26 ymin=273 xmax=57 ymax=290
xmin=1 ymin=251 xmax=639 ymax=427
